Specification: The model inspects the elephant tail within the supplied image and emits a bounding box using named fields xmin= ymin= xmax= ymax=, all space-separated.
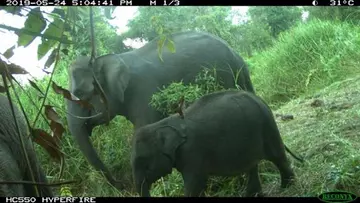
xmin=284 ymin=145 xmax=304 ymax=163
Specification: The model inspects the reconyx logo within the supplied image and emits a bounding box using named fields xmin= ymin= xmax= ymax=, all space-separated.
xmin=318 ymin=191 xmax=358 ymax=203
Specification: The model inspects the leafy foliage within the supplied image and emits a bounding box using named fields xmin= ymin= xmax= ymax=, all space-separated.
xmin=122 ymin=7 xmax=279 ymax=57
xmin=18 ymin=7 xmax=47 ymax=47
xmin=123 ymin=7 xmax=238 ymax=47
xmin=248 ymin=7 xmax=302 ymax=38
xmin=150 ymin=69 xmax=225 ymax=116
xmin=304 ymin=7 xmax=360 ymax=25
xmin=0 ymin=7 xmax=69 ymax=68
xmin=230 ymin=21 xmax=274 ymax=57
xmin=63 ymin=7 xmax=121 ymax=59
xmin=0 ymin=6 xmax=119 ymax=67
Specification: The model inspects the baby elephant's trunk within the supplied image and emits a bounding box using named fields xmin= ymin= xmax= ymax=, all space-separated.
xmin=134 ymin=172 xmax=151 ymax=197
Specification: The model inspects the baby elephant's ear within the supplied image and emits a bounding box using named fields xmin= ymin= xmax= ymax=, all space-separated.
xmin=156 ymin=127 xmax=186 ymax=162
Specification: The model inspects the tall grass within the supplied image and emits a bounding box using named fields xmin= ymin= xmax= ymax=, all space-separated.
xmin=249 ymin=20 xmax=360 ymax=107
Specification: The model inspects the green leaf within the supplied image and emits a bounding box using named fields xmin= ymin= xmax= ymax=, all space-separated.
xmin=0 ymin=6 xmax=22 ymax=15
xmin=104 ymin=7 xmax=116 ymax=19
xmin=62 ymin=23 xmax=71 ymax=33
xmin=44 ymin=18 xmax=64 ymax=40
xmin=3 ymin=45 xmax=15 ymax=59
xmin=157 ymin=35 xmax=166 ymax=62
xmin=67 ymin=7 xmax=81 ymax=22
xmin=51 ymin=8 xmax=65 ymax=18
xmin=44 ymin=50 xmax=57 ymax=69
xmin=37 ymin=40 xmax=52 ymax=60
xmin=18 ymin=7 xmax=46 ymax=47
xmin=151 ymin=16 xmax=158 ymax=23
xmin=78 ymin=7 xmax=89 ymax=19
xmin=156 ymin=26 xmax=163 ymax=35
xmin=61 ymin=48 xmax=69 ymax=55
xmin=37 ymin=18 xmax=64 ymax=60
xmin=166 ymin=39 xmax=176 ymax=53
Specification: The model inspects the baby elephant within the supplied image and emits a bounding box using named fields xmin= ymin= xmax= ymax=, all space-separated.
xmin=131 ymin=90 xmax=303 ymax=197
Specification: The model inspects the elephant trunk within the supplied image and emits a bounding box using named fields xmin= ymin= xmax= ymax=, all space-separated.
xmin=134 ymin=171 xmax=151 ymax=197
xmin=66 ymin=101 xmax=122 ymax=189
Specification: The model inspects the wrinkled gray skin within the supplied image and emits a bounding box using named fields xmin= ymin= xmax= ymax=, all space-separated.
xmin=66 ymin=31 xmax=255 ymax=189
xmin=131 ymin=90 xmax=303 ymax=197
xmin=0 ymin=94 xmax=52 ymax=196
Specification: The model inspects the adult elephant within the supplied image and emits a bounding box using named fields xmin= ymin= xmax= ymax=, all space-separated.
xmin=66 ymin=31 xmax=255 ymax=190
xmin=0 ymin=94 xmax=53 ymax=196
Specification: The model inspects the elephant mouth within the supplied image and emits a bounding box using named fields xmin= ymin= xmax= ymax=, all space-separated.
xmin=81 ymin=107 xmax=109 ymax=126
xmin=96 ymin=111 xmax=113 ymax=126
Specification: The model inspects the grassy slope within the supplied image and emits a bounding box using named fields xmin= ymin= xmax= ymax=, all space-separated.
xmin=263 ymin=76 xmax=360 ymax=197
xmin=248 ymin=20 xmax=360 ymax=107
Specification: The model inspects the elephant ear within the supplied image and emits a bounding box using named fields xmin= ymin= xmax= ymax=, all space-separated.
xmin=69 ymin=56 xmax=94 ymax=100
xmin=155 ymin=126 xmax=186 ymax=162
xmin=102 ymin=56 xmax=130 ymax=103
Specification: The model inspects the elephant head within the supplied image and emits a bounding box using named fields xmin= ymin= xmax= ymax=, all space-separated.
xmin=66 ymin=55 xmax=130 ymax=189
xmin=131 ymin=120 xmax=187 ymax=197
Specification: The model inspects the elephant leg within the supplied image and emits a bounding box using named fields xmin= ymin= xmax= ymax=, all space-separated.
xmin=245 ymin=165 xmax=263 ymax=197
xmin=31 ymin=158 xmax=53 ymax=196
xmin=26 ymin=165 xmax=53 ymax=196
xmin=270 ymin=157 xmax=295 ymax=188
xmin=0 ymin=147 xmax=26 ymax=196
xmin=21 ymin=140 xmax=53 ymax=196
xmin=182 ymin=172 xmax=207 ymax=197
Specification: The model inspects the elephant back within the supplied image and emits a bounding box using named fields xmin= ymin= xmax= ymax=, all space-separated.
xmin=0 ymin=95 xmax=28 ymax=152
xmin=0 ymin=94 xmax=30 ymax=160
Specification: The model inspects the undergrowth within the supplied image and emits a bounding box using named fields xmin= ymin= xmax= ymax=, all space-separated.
xmin=150 ymin=68 xmax=225 ymax=116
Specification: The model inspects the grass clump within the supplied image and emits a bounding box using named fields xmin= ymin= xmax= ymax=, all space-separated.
xmin=249 ymin=19 xmax=360 ymax=107
xmin=150 ymin=68 xmax=225 ymax=116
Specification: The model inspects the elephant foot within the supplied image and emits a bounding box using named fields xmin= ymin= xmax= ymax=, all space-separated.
xmin=245 ymin=191 xmax=264 ymax=197
xmin=280 ymin=174 xmax=295 ymax=188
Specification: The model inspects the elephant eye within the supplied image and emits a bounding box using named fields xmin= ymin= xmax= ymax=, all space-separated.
xmin=74 ymin=89 xmax=85 ymax=98
xmin=74 ymin=88 xmax=93 ymax=101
